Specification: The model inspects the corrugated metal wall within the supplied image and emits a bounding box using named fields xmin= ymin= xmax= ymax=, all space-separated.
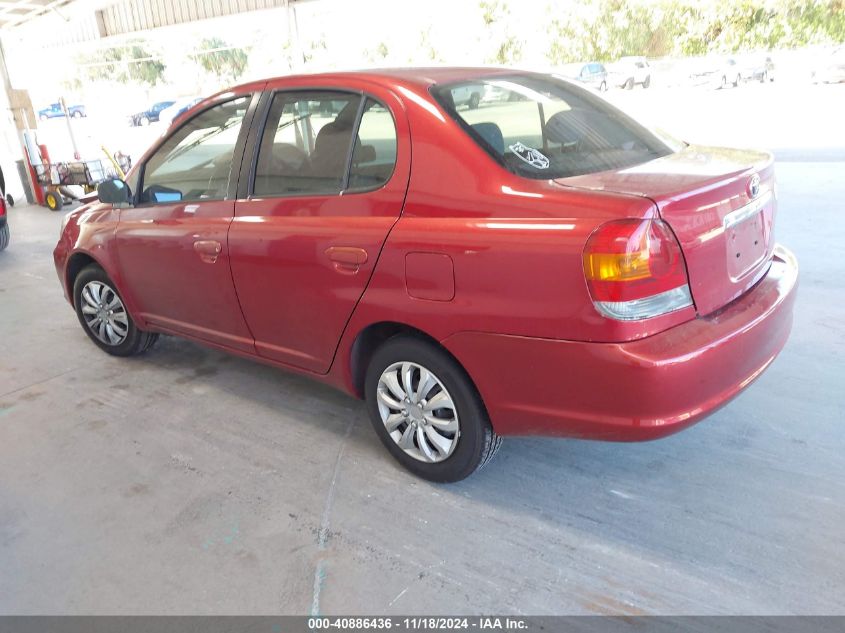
xmin=6 ymin=0 xmax=299 ymax=47
xmin=97 ymin=0 xmax=291 ymax=37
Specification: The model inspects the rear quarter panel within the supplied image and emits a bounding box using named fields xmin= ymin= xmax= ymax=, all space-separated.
xmin=331 ymin=80 xmax=697 ymax=393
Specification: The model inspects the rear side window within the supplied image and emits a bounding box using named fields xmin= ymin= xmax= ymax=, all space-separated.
xmin=431 ymin=73 xmax=678 ymax=180
xmin=254 ymin=92 xmax=397 ymax=197
xmin=347 ymin=99 xmax=397 ymax=192
xmin=254 ymin=91 xmax=362 ymax=197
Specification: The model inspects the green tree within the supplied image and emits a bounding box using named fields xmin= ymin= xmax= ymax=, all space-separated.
xmin=544 ymin=0 xmax=845 ymax=63
xmin=191 ymin=38 xmax=248 ymax=82
xmin=77 ymin=42 xmax=165 ymax=86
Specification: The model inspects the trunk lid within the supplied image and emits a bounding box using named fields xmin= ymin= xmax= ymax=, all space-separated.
xmin=556 ymin=144 xmax=776 ymax=316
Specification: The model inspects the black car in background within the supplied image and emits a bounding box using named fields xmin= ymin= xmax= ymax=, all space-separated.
xmin=128 ymin=100 xmax=176 ymax=126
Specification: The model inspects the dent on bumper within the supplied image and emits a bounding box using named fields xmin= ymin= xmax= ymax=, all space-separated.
xmin=443 ymin=245 xmax=798 ymax=440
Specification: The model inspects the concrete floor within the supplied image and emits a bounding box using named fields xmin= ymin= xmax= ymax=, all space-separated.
xmin=1 ymin=155 xmax=844 ymax=613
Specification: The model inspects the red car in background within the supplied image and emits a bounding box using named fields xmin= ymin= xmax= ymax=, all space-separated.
xmin=53 ymin=69 xmax=798 ymax=482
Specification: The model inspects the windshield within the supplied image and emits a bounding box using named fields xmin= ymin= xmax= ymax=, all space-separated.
xmin=431 ymin=73 xmax=678 ymax=180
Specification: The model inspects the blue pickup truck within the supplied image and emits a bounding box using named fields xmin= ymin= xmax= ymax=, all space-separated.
xmin=38 ymin=102 xmax=87 ymax=120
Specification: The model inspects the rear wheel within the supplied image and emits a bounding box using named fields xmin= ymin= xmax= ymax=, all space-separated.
xmin=468 ymin=92 xmax=481 ymax=109
xmin=365 ymin=336 xmax=501 ymax=482
xmin=600 ymin=81 xmax=607 ymax=92
xmin=624 ymin=78 xmax=634 ymax=90
xmin=73 ymin=265 xmax=158 ymax=356
xmin=139 ymin=115 xmax=150 ymax=126
xmin=0 ymin=224 xmax=9 ymax=251
xmin=45 ymin=190 xmax=63 ymax=211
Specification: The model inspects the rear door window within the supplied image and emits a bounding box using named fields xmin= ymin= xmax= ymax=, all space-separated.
xmin=253 ymin=91 xmax=362 ymax=197
xmin=347 ymin=99 xmax=397 ymax=192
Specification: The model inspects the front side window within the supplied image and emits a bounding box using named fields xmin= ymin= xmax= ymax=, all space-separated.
xmin=254 ymin=91 xmax=363 ymax=197
xmin=431 ymin=73 xmax=678 ymax=180
xmin=140 ymin=96 xmax=249 ymax=203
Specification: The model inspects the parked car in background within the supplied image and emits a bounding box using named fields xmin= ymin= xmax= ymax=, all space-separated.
xmin=609 ymin=56 xmax=651 ymax=89
xmin=690 ymin=57 xmax=745 ymax=89
xmin=812 ymin=46 xmax=845 ymax=84
xmin=561 ymin=62 xmax=608 ymax=91
xmin=450 ymin=83 xmax=485 ymax=109
xmin=159 ymin=97 xmax=204 ymax=127
xmin=750 ymin=56 xmax=775 ymax=82
xmin=38 ymin=102 xmax=86 ymax=120
xmin=128 ymin=100 xmax=176 ymax=126
xmin=55 ymin=68 xmax=797 ymax=482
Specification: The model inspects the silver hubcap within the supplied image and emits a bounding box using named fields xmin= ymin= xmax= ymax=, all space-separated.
xmin=80 ymin=281 xmax=129 ymax=346
xmin=376 ymin=362 xmax=460 ymax=463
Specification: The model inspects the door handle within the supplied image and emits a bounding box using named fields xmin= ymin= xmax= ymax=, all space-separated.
xmin=325 ymin=246 xmax=368 ymax=274
xmin=194 ymin=240 xmax=222 ymax=264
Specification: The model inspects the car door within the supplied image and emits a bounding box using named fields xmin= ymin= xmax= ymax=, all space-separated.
xmin=229 ymin=81 xmax=410 ymax=373
xmin=114 ymin=92 xmax=261 ymax=352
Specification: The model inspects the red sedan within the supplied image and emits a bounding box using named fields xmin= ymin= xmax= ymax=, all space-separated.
xmin=54 ymin=69 xmax=798 ymax=482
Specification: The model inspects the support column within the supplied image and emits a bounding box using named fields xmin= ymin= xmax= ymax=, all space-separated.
xmin=0 ymin=36 xmax=39 ymax=203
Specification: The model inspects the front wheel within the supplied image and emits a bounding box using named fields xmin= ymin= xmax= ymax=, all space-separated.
xmin=73 ymin=265 xmax=158 ymax=356
xmin=642 ymin=75 xmax=651 ymax=89
xmin=468 ymin=93 xmax=481 ymax=109
xmin=365 ymin=336 xmax=501 ymax=482
xmin=599 ymin=81 xmax=607 ymax=92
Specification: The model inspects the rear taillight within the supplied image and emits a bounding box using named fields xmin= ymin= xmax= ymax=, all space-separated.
xmin=583 ymin=218 xmax=693 ymax=320
xmin=0 ymin=198 xmax=5 ymax=217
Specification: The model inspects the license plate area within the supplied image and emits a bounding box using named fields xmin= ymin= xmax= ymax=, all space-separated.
xmin=726 ymin=207 xmax=768 ymax=281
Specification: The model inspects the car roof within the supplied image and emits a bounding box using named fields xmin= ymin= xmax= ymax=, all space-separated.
xmin=232 ymin=67 xmax=525 ymax=93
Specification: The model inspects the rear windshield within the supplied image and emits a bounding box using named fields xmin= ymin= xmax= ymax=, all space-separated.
xmin=431 ymin=73 xmax=678 ymax=180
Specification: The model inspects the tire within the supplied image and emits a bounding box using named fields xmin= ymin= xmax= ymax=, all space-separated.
xmin=720 ymin=75 xmax=727 ymax=89
xmin=72 ymin=264 xmax=158 ymax=357
xmin=139 ymin=116 xmax=150 ymax=126
xmin=365 ymin=335 xmax=501 ymax=482
xmin=642 ymin=75 xmax=651 ymax=89
xmin=45 ymin=190 xmax=63 ymax=211
xmin=72 ymin=110 xmax=83 ymax=118
xmin=624 ymin=78 xmax=634 ymax=90
xmin=733 ymin=74 xmax=740 ymax=87
xmin=599 ymin=81 xmax=607 ymax=92
xmin=5 ymin=193 xmax=13 ymax=207
xmin=0 ymin=223 xmax=9 ymax=252
xmin=469 ymin=93 xmax=481 ymax=109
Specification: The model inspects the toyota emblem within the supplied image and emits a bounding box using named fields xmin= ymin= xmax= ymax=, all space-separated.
xmin=748 ymin=174 xmax=761 ymax=199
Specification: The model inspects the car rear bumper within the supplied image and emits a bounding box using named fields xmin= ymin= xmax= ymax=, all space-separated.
xmin=442 ymin=244 xmax=798 ymax=440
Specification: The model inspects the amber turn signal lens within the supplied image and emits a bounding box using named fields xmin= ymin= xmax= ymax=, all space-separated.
xmin=584 ymin=250 xmax=652 ymax=282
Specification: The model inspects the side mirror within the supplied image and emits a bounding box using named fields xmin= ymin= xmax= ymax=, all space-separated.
xmin=98 ymin=178 xmax=131 ymax=206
